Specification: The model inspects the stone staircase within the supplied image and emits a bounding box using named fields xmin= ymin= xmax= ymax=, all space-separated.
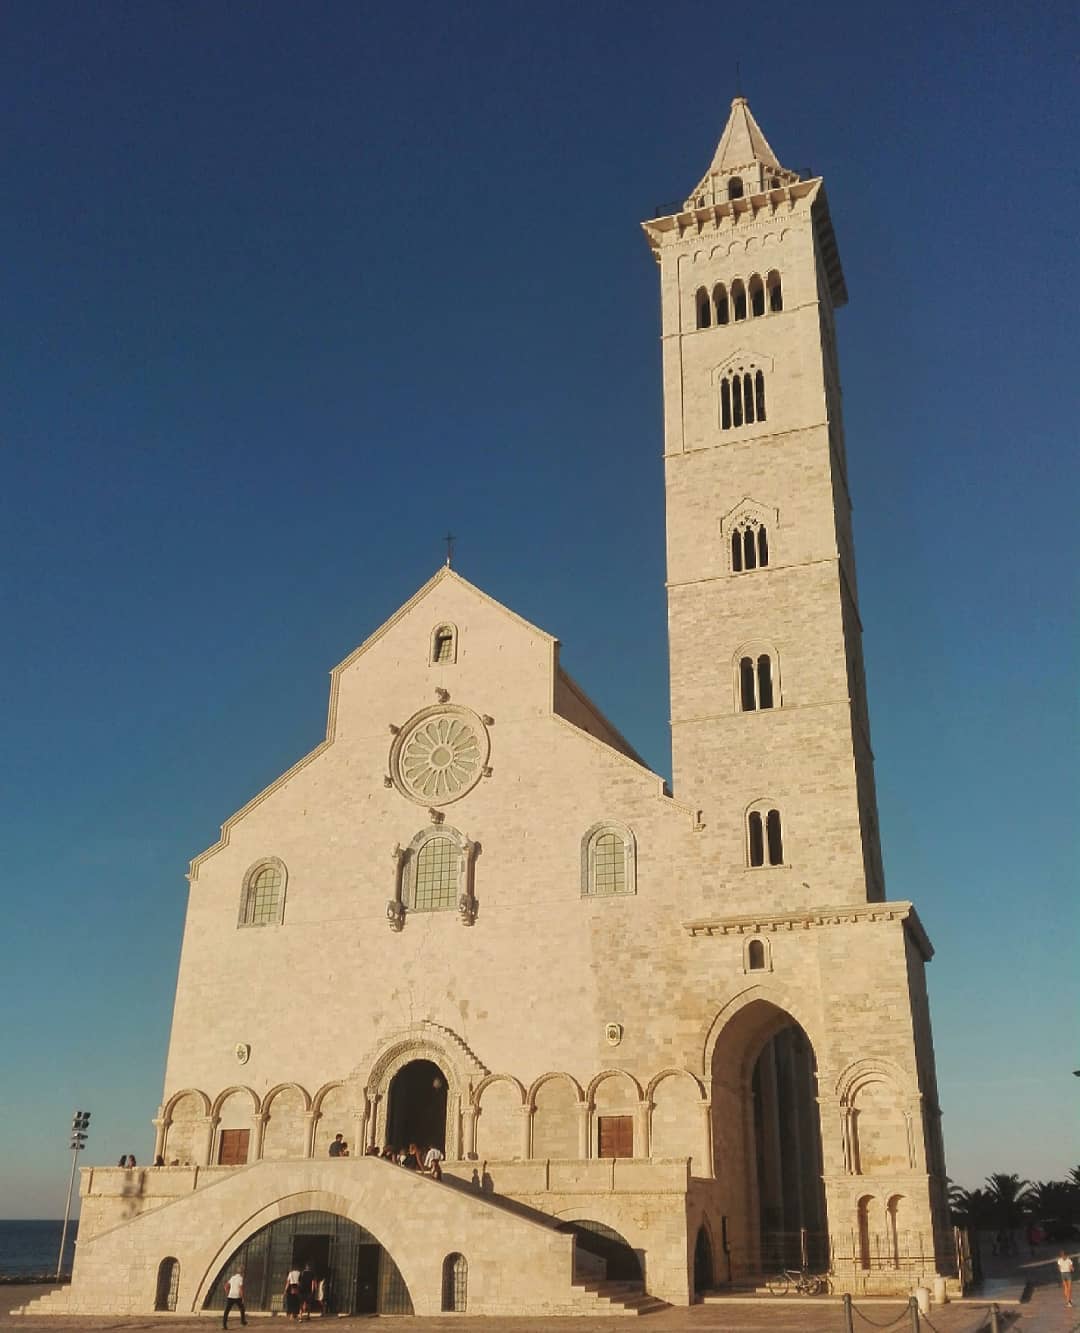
xmin=572 ymin=1279 xmax=670 ymax=1315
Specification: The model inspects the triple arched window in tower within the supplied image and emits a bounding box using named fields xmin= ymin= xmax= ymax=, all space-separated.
xmin=731 ymin=519 xmax=769 ymax=572
xmin=695 ymin=270 xmax=782 ymax=330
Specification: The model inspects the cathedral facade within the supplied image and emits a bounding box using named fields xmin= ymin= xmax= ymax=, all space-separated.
xmin=36 ymin=99 xmax=954 ymax=1319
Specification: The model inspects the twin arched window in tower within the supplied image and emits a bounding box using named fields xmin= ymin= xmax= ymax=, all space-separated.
xmin=696 ymin=270 xmax=782 ymax=330
xmin=747 ymin=804 xmax=784 ymax=867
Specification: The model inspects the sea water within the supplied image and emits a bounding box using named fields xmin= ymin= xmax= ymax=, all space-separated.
xmin=0 ymin=1221 xmax=78 ymax=1277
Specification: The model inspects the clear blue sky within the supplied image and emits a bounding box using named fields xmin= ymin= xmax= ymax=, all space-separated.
xmin=2 ymin=0 xmax=1077 ymax=1217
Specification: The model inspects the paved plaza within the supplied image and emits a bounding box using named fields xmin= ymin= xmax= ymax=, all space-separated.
xmin=3 ymin=1252 xmax=1075 ymax=1333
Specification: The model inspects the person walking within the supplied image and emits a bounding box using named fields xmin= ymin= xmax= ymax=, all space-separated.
xmin=1057 ymin=1250 xmax=1074 ymax=1307
xmin=222 ymin=1269 xmax=247 ymax=1328
xmin=299 ymin=1261 xmax=317 ymax=1320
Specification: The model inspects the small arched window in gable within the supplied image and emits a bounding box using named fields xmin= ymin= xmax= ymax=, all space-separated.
xmin=430 ymin=623 xmax=458 ymax=665
xmin=747 ymin=937 xmax=768 ymax=971
xmin=239 ymin=860 xmax=286 ymax=928
xmin=581 ymin=823 xmax=637 ymax=897
xmin=747 ymin=805 xmax=784 ymax=867
xmin=696 ymin=288 xmax=711 ymax=329
xmin=767 ymin=270 xmax=783 ymax=312
xmin=713 ymin=283 xmax=729 ymax=325
xmin=749 ymin=274 xmax=765 ymax=317
xmin=441 ymin=1253 xmax=468 ymax=1312
xmin=728 ymin=176 xmax=744 ymax=200
xmin=155 ymin=1258 xmax=180 ymax=1312
xmin=730 ymin=278 xmax=747 ymax=321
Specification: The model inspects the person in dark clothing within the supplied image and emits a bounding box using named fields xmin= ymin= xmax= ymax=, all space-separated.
xmin=328 ymin=1133 xmax=344 ymax=1157
xmin=299 ymin=1263 xmax=317 ymax=1320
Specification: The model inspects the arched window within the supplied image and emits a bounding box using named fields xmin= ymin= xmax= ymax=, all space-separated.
xmin=747 ymin=938 xmax=766 ymax=970
xmin=696 ymin=287 xmax=711 ymax=329
xmin=414 ymin=837 xmax=461 ymax=911
xmin=738 ymin=654 xmax=775 ymax=711
xmin=748 ymin=274 xmax=765 ymax=317
xmin=719 ymin=366 xmax=765 ymax=431
xmin=767 ymin=270 xmax=783 ymax=312
xmin=441 ymin=1253 xmax=467 ymax=1312
xmin=581 ymin=823 xmax=636 ymax=897
xmin=238 ymin=860 xmax=286 ymax=928
xmin=713 ymin=283 xmax=729 ymax=325
xmin=430 ymin=623 xmax=458 ymax=665
xmin=730 ymin=278 xmax=747 ymax=321
xmin=728 ymin=176 xmax=744 ymax=199
xmin=747 ymin=805 xmax=784 ymax=867
xmin=155 ymin=1258 xmax=180 ymax=1312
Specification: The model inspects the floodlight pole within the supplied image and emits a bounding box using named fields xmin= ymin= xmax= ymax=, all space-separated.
xmin=57 ymin=1111 xmax=90 ymax=1281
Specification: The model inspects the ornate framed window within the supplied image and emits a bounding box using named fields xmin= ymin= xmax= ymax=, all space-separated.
xmin=388 ymin=827 xmax=479 ymax=930
xmin=441 ymin=1253 xmax=467 ymax=1312
xmin=238 ymin=858 xmax=287 ymax=928
xmin=581 ymin=822 xmax=637 ymax=897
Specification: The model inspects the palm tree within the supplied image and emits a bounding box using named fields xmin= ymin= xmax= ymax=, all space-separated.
xmin=983 ymin=1173 xmax=1033 ymax=1230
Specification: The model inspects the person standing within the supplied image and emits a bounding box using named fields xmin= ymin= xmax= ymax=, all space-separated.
xmin=284 ymin=1267 xmax=302 ymax=1321
xmin=1057 ymin=1251 xmax=1074 ymax=1307
xmin=328 ymin=1133 xmax=344 ymax=1157
xmin=222 ymin=1269 xmax=247 ymax=1328
xmin=422 ymin=1144 xmax=444 ymax=1181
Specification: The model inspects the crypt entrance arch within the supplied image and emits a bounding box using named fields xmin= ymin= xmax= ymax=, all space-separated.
xmin=707 ymin=993 xmax=828 ymax=1278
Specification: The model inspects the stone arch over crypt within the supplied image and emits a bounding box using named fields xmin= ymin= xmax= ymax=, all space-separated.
xmin=358 ymin=1021 xmax=489 ymax=1159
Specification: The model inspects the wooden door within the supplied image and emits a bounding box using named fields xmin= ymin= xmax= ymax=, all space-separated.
xmin=597 ymin=1114 xmax=633 ymax=1159
xmin=218 ymin=1128 xmax=250 ymax=1165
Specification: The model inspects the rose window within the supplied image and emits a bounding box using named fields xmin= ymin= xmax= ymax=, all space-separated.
xmin=390 ymin=706 xmax=490 ymax=805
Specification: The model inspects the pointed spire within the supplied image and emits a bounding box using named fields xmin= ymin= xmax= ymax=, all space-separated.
xmin=684 ymin=97 xmax=798 ymax=209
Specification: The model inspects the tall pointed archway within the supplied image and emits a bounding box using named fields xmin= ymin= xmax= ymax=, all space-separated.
xmin=709 ymin=998 xmax=827 ymax=1277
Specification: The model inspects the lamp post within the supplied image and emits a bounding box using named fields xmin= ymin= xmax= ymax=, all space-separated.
xmin=56 ymin=1111 xmax=90 ymax=1280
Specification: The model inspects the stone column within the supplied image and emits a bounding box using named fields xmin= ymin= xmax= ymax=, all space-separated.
xmin=576 ymin=1101 xmax=591 ymax=1159
xmin=303 ymin=1111 xmax=319 ymax=1159
xmin=152 ymin=1117 xmax=167 ymax=1163
xmin=520 ymin=1104 xmax=535 ymax=1160
xmin=462 ymin=1105 xmax=479 ymax=1160
xmin=697 ymin=1098 xmax=714 ymax=1178
xmin=199 ymin=1116 xmax=218 ymax=1167
xmin=253 ymin=1112 xmax=269 ymax=1160
xmin=635 ymin=1101 xmax=652 ymax=1159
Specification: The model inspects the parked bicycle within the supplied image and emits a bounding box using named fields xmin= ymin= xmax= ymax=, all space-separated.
xmin=766 ymin=1267 xmax=832 ymax=1295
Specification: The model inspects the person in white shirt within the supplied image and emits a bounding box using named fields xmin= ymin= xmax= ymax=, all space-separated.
xmin=1057 ymin=1251 xmax=1074 ymax=1307
xmin=222 ymin=1269 xmax=247 ymax=1328
xmin=422 ymin=1144 xmax=444 ymax=1180
xmin=284 ymin=1267 xmax=302 ymax=1321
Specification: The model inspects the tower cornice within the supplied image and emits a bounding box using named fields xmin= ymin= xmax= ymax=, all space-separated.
xmin=642 ymin=178 xmax=846 ymax=308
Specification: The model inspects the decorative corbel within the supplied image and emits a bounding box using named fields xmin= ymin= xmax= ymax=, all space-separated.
xmin=387 ymin=843 xmax=407 ymax=931
xmin=458 ymin=838 xmax=480 ymax=925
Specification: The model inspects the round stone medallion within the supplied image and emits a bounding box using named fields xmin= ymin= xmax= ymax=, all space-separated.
xmin=389 ymin=704 xmax=490 ymax=805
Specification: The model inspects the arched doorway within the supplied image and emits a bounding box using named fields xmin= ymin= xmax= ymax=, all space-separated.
xmin=693 ymin=1224 xmax=713 ymax=1295
xmin=203 ymin=1210 xmax=412 ymax=1316
xmin=387 ymin=1059 xmax=448 ymax=1154
xmin=710 ymin=1000 xmax=827 ymax=1278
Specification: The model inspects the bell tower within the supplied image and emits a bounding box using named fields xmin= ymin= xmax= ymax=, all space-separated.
xmin=644 ymin=99 xmax=884 ymax=912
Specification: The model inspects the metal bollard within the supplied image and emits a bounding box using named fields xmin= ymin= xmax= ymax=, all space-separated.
xmin=842 ymin=1293 xmax=855 ymax=1333
xmin=908 ymin=1294 xmax=921 ymax=1330
xmin=989 ymin=1303 xmax=1000 ymax=1333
